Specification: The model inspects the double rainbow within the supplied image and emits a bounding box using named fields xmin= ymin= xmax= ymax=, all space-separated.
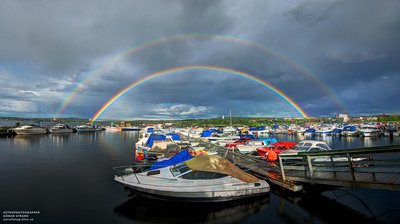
xmin=57 ymin=34 xmax=347 ymax=116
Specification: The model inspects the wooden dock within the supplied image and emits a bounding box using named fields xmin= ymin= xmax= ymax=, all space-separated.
xmin=207 ymin=141 xmax=400 ymax=192
xmin=181 ymin=133 xmax=400 ymax=192
xmin=278 ymin=145 xmax=400 ymax=191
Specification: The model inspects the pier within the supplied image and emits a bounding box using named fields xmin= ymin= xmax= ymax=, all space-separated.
xmin=0 ymin=126 xmax=16 ymax=136
xmin=198 ymin=139 xmax=400 ymax=192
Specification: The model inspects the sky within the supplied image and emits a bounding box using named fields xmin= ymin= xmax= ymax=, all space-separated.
xmin=0 ymin=0 xmax=399 ymax=120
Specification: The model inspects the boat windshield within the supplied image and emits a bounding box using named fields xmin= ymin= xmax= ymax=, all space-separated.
xmin=292 ymin=142 xmax=313 ymax=151
xmin=171 ymin=163 xmax=190 ymax=177
xmin=180 ymin=171 xmax=227 ymax=180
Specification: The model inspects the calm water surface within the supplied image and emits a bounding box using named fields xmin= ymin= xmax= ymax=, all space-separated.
xmin=1 ymin=131 xmax=400 ymax=223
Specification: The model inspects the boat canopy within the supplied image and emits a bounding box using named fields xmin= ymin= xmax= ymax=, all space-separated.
xmin=146 ymin=134 xmax=167 ymax=147
xmin=249 ymin=127 xmax=257 ymax=131
xmin=166 ymin=133 xmax=180 ymax=141
xmin=272 ymin=125 xmax=280 ymax=129
xmin=150 ymin=150 xmax=193 ymax=170
xmin=343 ymin=126 xmax=357 ymax=131
xmin=257 ymin=126 xmax=266 ymax=131
xmin=239 ymin=134 xmax=255 ymax=140
xmin=184 ymin=155 xmax=259 ymax=183
xmin=258 ymin=137 xmax=278 ymax=144
xmin=147 ymin=128 xmax=154 ymax=133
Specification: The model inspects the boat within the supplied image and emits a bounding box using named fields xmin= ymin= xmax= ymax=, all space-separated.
xmin=303 ymin=128 xmax=316 ymax=137
xmin=113 ymin=154 xmax=269 ymax=202
xmin=121 ymin=127 xmax=141 ymax=131
xmin=236 ymin=140 xmax=265 ymax=154
xmin=360 ymin=124 xmax=380 ymax=137
xmin=342 ymin=125 xmax=360 ymax=137
xmin=135 ymin=133 xmax=185 ymax=161
xmin=13 ymin=125 xmax=47 ymax=135
xmin=225 ymin=137 xmax=252 ymax=149
xmin=279 ymin=140 xmax=368 ymax=162
xmin=105 ymin=126 xmax=121 ymax=132
xmin=48 ymin=123 xmax=73 ymax=134
xmin=75 ymin=123 xmax=103 ymax=132
xmin=256 ymin=141 xmax=297 ymax=161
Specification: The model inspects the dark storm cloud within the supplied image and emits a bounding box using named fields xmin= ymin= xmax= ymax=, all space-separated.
xmin=0 ymin=0 xmax=399 ymax=119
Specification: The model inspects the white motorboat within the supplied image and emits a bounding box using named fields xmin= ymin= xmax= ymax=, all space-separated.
xmin=360 ymin=125 xmax=380 ymax=137
xmin=13 ymin=125 xmax=47 ymax=135
xmin=342 ymin=125 xmax=360 ymax=137
xmin=76 ymin=123 xmax=102 ymax=132
xmin=114 ymin=155 xmax=269 ymax=202
xmin=236 ymin=140 xmax=265 ymax=154
xmin=49 ymin=123 xmax=73 ymax=134
xmin=279 ymin=140 xmax=368 ymax=162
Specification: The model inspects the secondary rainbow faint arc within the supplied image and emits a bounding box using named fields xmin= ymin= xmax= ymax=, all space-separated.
xmin=90 ymin=65 xmax=309 ymax=123
xmin=57 ymin=34 xmax=347 ymax=116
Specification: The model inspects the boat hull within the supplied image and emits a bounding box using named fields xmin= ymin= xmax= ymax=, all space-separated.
xmin=14 ymin=129 xmax=47 ymax=135
xmin=49 ymin=129 xmax=73 ymax=134
xmin=115 ymin=177 xmax=269 ymax=202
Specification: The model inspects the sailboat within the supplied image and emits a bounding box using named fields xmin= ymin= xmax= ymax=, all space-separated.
xmin=223 ymin=110 xmax=236 ymax=134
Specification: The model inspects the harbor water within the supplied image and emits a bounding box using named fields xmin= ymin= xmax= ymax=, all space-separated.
xmin=1 ymin=131 xmax=400 ymax=223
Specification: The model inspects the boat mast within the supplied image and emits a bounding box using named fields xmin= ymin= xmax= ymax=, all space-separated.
xmin=229 ymin=109 xmax=232 ymax=126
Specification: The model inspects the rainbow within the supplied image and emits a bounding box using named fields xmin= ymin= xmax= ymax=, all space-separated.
xmin=90 ymin=65 xmax=308 ymax=123
xmin=57 ymin=34 xmax=347 ymax=116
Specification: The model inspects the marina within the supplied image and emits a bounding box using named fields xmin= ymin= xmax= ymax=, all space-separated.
xmin=1 ymin=1 xmax=399 ymax=223
xmin=2 ymin=124 xmax=400 ymax=223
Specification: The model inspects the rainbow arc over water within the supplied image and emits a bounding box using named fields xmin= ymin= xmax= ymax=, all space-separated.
xmin=57 ymin=34 xmax=347 ymax=116
xmin=90 ymin=65 xmax=309 ymax=123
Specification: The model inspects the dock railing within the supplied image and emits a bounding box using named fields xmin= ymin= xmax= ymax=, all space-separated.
xmin=278 ymin=145 xmax=400 ymax=190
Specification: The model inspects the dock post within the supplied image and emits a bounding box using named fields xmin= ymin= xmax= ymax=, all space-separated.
xmin=306 ymin=156 xmax=314 ymax=183
xmin=347 ymin=153 xmax=358 ymax=188
xmin=279 ymin=156 xmax=286 ymax=181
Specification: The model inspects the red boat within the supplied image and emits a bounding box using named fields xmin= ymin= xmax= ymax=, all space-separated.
xmin=256 ymin=141 xmax=297 ymax=161
xmin=225 ymin=138 xmax=251 ymax=148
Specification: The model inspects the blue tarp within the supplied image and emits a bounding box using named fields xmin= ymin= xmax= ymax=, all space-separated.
xmin=166 ymin=133 xmax=180 ymax=141
xmin=257 ymin=126 xmax=266 ymax=131
xmin=249 ymin=127 xmax=257 ymax=131
xmin=201 ymin=130 xmax=213 ymax=137
xmin=304 ymin=128 xmax=316 ymax=133
xmin=239 ymin=134 xmax=255 ymax=140
xmin=146 ymin=134 xmax=166 ymax=148
xmin=272 ymin=125 xmax=280 ymax=129
xmin=333 ymin=128 xmax=342 ymax=133
xmin=147 ymin=128 xmax=154 ymax=133
xmin=343 ymin=126 xmax=357 ymax=131
xmin=149 ymin=150 xmax=194 ymax=170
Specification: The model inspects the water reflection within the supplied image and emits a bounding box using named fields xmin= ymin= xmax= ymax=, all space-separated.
xmin=273 ymin=189 xmax=377 ymax=224
xmin=114 ymin=195 xmax=270 ymax=224
xmin=12 ymin=135 xmax=48 ymax=148
xmin=49 ymin=133 xmax=72 ymax=147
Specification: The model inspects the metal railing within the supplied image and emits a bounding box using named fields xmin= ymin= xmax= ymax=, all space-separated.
xmin=278 ymin=145 xmax=400 ymax=190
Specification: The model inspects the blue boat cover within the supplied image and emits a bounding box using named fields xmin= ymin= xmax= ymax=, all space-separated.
xmin=149 ymin=150 xmax=194 ymax=170
xmin=147 ymin=128 xmax=154 ymax=133
xmin=166 ymin=133 xmax=181 ymax=141
xmin=258 ymin=137 xmax=278 ymax=144
xmin=201 ymin=130 xmax=213 ymax=137
xmin=257 ymin=126 xmax=266 ymax=131
xmin=146 ymin=134 xmax=166 ymax=147
xmin=239 ymin=134 xmax=255 ymax=140
xmin=272 ymin=125 xmax=279 ymax=129
xmin=249 ymin=127 xmax=257 ymax=131
xmin=333 ymin=128 xmax=342 ymax=133
xmin=343 ymin=126 xmax=357 ymax=131
xmin=305 ymin=128 xmax=316 ymax=133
